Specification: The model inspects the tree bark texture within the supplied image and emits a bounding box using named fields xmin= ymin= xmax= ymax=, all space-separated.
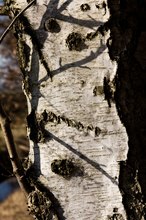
xmin=4 ymin=0 xmax=146 ymax=219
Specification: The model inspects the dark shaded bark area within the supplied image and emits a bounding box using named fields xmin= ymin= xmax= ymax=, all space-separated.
xmin=107 ymin=0 xmax=146 ymax=219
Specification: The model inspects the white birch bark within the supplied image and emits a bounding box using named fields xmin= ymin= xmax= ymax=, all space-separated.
xmin=10 ymin=0 xmax=128 ymax=219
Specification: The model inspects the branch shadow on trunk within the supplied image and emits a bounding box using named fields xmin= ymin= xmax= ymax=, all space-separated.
xmin=45 ymin=131 xmax=118 ymax=185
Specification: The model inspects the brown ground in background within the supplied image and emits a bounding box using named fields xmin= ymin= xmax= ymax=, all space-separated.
xmin=0 ymin=189 xmax=33 ymax=220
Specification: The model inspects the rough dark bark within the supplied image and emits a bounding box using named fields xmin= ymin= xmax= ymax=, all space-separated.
xmin=108 ymin=0 xmax=146 ymax=219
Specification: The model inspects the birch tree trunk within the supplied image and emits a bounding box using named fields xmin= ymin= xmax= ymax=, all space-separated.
xmin=5 ymin=0 xmax=146 ymax=219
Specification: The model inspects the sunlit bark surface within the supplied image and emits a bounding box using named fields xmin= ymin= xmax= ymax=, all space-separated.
xmin=9 ymin=0 xmax=129 ymax=219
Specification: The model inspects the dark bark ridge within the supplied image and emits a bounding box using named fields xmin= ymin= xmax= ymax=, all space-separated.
xmin=107 ymin=0 xmax=146 ymax=219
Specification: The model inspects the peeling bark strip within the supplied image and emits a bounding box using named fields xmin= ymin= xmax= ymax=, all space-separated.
xmin=5 ymin=0 xmax=132 ymax=219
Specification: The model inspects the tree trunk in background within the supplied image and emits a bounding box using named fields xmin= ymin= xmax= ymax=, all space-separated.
xmin=5 ymin=0 xmax=146 ymax=219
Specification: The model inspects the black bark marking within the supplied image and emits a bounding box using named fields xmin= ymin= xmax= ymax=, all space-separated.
xmin=51 ymin=159 xmax=83 ymax=178
xmin=66 ymin=32 xmax=88 ymax=51
xmin=102 ymin=1 xmax=107 ymax=15
xmin=44 ymin=18 xmax=61 ymax=33
xmin=28 ymin=189 xmax=57 ymax=220
xmin=107 ymin=207 xmax=124 ymax=220
xmin=95 ymin=1 xmax=107 ymax=15
xmin=95 ymin=127 xmax=101 ymax=137
xmin=86 ymin=31 xmax=98 ymax=40
xmin=27 ymin=110 xmax=39 ymax=143
xmin=27 ymin=110 xmax=49 ymax=143
xmin=51 ymin=159 xmax=74 ymax=177
xmin=93 ymin=86 xmax=98 ymax=96
xmin=103 ymin=76 xmax=115 ymax=108
xmin=86 ymin=22 xmax=109 ymax=40
xmin=80 ymin=4 xmax=90 ymax=12
xmin=44 ymin=111 xmax=101 ymax=137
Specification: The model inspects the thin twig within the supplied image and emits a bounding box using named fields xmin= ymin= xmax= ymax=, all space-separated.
xmin=0 ymin=102 xmax=32 ymax=196
xmin=0 ymin=0 xmax=36 ymax=44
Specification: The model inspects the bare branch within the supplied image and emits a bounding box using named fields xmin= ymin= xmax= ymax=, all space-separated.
xmin=0 ymin=0 xmax=36 ymax=44
xmin=0 ymin=102 xmax=32 ymax=196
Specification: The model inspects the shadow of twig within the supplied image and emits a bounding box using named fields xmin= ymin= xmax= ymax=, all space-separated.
xmin=46 ymin=131 xmax=118 ymax=185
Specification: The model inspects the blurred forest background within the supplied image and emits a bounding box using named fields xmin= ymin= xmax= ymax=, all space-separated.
xmin=0 ymin=1 xmax=33 ymax=219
